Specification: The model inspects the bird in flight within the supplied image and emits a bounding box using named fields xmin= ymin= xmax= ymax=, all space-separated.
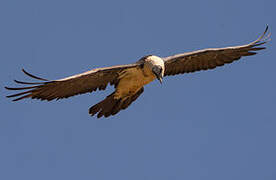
xmin=6 ymin=26 xmax=270 ymax=118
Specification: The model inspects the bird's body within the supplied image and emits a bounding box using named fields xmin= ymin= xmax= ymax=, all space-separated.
xmin=89 ymin=55 xmax=165 ymax=117
xmin=5 ymin=26 xmax=271 ymax=118
xmin=115 ymin=58 xmax=158 ymax=99
xmin=115 ymin=55 xmax=165 ymax=100
xmin=115 ymin=68 xmax=150 ymax=98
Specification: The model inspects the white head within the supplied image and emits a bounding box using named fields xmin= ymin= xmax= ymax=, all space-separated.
xmin=144 ymin=55 xmax=165 ymax=84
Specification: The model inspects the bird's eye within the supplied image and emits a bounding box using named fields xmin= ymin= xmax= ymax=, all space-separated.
xmin=156 ymin=66 xmax=162 ymax=73
xmin=159 ymin=68 xmax=162 ymax=73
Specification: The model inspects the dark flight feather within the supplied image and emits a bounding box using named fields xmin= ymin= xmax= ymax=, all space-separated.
xmin=5 ymin=64 xmax=139 ymax=102
xmin=163 ymin=25 xmax=270 ymax=76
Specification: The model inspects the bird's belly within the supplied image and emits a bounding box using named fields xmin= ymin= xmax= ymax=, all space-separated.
xmin=114 ymin=68 xmax=155 ymax=99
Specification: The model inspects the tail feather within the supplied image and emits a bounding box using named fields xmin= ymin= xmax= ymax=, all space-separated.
xmin=89 ymin=88 xmax=144 ymax=118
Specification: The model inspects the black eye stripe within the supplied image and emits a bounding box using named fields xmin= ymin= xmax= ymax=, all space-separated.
xmin=159 ymin=68 xmax=162 ymax=73
xmin=153 ymin=66 xmax=162 ymax=74
xmin=153 ymin=71 xmax=158 ymax=76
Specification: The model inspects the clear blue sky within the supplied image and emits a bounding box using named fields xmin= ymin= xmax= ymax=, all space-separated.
xmin=1 ymin=0 xmax=275 ymax=179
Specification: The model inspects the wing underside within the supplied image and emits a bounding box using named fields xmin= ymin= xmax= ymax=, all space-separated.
xmin=163 ymin=26 xmax=271 ymax=76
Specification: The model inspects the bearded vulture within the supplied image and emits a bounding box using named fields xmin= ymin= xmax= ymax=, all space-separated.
xmin=5 ymin=26 xmax=271 ymax=118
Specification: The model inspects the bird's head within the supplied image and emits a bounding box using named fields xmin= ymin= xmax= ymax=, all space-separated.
xmin=152 ymin=64 xmax=164 ymax=84
xmin=144 ymin=55 xmax=165 ymax=84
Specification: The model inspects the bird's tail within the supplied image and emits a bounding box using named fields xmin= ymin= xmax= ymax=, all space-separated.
xmin=89 ymin=88 xmax=144 ymax=118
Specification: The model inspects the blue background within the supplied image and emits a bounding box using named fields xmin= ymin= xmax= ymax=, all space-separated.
xmin=1 ymin=0 xmax=275 ymax=179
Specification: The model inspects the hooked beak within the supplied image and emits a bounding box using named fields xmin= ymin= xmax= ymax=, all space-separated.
xmin=157 ymin=76 xmax=163 ymax=84
xmin=153 ymin=71 xmax=163 ymax=84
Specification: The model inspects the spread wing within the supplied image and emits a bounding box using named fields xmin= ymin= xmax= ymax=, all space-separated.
xmin=5 ymin=64 xmax=139 ymax=101
xmin=163 ymin=26 xmax=271 ymax=76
